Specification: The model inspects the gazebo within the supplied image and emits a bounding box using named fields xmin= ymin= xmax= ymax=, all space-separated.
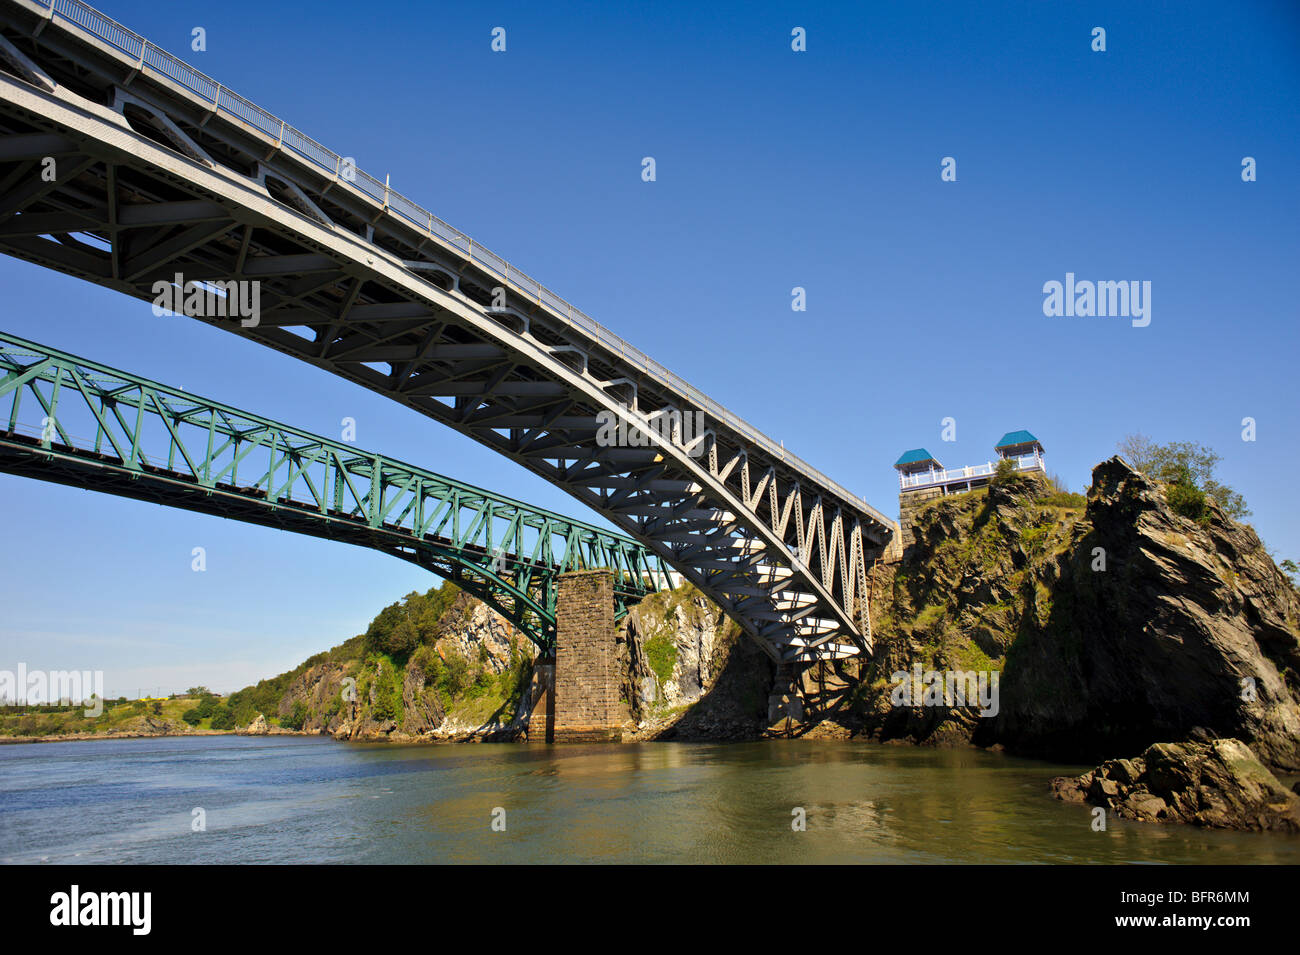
xmin=893 ymin=448 xmax=944 ymax=489
xmin=994 ymin=430 xmax=1045 ymax=469
xmin=893 ymin=432 xmax=1047 ymax=495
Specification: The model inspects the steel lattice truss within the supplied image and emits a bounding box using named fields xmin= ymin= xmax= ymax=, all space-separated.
xmin=0 ymin=332 xmax=671 ymax=649
xmin=0 ymin=0 xmax=898 ymax=661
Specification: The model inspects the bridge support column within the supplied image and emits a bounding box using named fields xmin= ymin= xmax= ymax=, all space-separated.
xmin=551 ymin=570 xmax=623 ymax=743
xmin=767 ymin=662 xmax=805 ymax=729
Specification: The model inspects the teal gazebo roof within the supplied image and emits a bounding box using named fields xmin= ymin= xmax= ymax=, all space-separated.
xmin=894 ymin=448 xmax=942 ymax=470
xmin=995 ymin=430 xmax=1043 ymax=451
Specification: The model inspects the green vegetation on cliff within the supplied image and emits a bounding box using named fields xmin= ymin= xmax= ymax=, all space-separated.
xmin=226 ymin=580 xmax=534 ymax=737
xmin=871 ymin=471 xmax=1085 ymax=679
xmin=362 ymin=581 xmax=460 ymax=657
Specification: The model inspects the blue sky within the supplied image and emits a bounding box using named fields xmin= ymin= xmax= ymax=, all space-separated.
xmin=2 ymin=0 xmax=1297 ymax=696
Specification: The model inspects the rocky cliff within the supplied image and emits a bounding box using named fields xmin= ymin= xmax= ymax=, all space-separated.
xmin=855 ymin=458 xmax=1300 ymax=770
xmin=618 ymin=585 xmax=771 ymax=739
xmin=230 ymin=579 xmax=762 ymax=742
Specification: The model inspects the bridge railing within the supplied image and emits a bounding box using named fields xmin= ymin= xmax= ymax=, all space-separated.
xmin=29 ymin=0 xmax=890 ymax=528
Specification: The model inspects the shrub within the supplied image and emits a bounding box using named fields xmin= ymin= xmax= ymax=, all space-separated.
xmin=990 ymin=457 xmax=1018 ymax=486
xmin=644 ymin=630 xmax=677 ymax=687
xmin=181 ymin=708 xmax=202 ymax=726
xmin=497 ymin=641 xmax=531 ymax=715
xmin=441 ymin=650 xmax=470 ymax=698
xmin=364 ymin=602 xmax=420 ymax=657
xmin=209 ymin=707 xmax=235 ymax=730
xmin=410 ymin=644 xmax=443 ymax=683
xmin=367 ymin=661 xmax=402 ymax=722
xmin=1166 ymin=479 xmax=1207 ymax=523
xmin=371 ymin=691 xmax=395 ymax=721
xmin=363 ymin=583 xmax=462 ymax=658
xmin=280 ymin=700 xmax=308 ymax=731
xmin=1043 ymin=490 xmax=1086 ymax=509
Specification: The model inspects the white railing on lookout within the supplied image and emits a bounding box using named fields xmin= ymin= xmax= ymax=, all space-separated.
xmin=899 ymin=452 xmax=1044 ymax=490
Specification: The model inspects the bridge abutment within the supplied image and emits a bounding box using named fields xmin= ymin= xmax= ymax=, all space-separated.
xmin=896 ymin=486 xmax=944 ymax=562
xmin=541 ymin=570 xmax=624 ymax=743
xmin=524 ymin=661 xmax=555 ymax=743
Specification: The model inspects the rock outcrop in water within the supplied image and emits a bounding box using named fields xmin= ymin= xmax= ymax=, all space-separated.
xmin=243 ymin=714 xmax=268 ymax=736
xmin=1051 ymin=738 xmax=1300 ymax=831
xmin=855 ymin=458 xmax=1300 ymax=770
xmin=1000 ymin=458 xmax=1300 ymax=769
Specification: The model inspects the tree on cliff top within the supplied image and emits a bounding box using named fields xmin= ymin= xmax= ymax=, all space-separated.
xmin=1117 ymin=434 xmax=1249 ymax=520
xmin=363 ymin=580 xmax=461 ymax=658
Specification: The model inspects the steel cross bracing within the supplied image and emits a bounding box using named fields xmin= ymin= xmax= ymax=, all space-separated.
xmin=0 ymin=332 xmax=672 ymax=650
xmin=0 ymin=0 xmax=899 ymax=661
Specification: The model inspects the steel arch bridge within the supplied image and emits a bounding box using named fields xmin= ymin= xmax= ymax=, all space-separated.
xmin=0 ymin=0 xmax=899 ymax=662
xmin=0 ymin=332 xmax=672 ymax=650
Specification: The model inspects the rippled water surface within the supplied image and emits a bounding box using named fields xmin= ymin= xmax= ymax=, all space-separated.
xmin=1 ymin=736 xmax=1296 ymax=864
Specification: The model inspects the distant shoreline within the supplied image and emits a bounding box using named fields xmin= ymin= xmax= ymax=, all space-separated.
xmin=0 ymin=729 xmax=305 ymax=745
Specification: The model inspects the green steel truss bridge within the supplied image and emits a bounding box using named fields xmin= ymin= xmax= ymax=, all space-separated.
xmin=0 ymin=332 xmax=672 ymax=650
xmin=0 ymin=0 xmax=900 ymax=661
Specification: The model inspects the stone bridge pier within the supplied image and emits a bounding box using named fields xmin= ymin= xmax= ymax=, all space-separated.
xmin=526 ymin=570 xmax=623 ymax=743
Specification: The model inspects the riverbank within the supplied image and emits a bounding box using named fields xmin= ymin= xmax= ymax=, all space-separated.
xmin=0 ymin=728 xmax=238 ymax=744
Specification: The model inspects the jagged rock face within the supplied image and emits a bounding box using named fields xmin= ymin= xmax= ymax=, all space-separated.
xmin=435 ymin=595 xmax=530 ymax=675
xmin=660 ymin=598 xmax=720 ymax=705
xmin=861 ymin=459 xmax=1300 ymax=769
xmin=281 ymin=662 xmax=350 ymax=734
xmin=621 ymin=592 xmax=729 ymax=712
xmin=619 ymin=588 xmax=771 ymax=739
xmin=1052 ymin=738 xmax=1300 ymax=831
xmin=293 ymin=597 xmax=535 ymax=741
xmin=1000 ymin=457 xmax=1300 ymax=769
xmin=401 ymin=664 xmax=445 ymax=736
xmin=861 ymin=471 xmax=1081 ymax=748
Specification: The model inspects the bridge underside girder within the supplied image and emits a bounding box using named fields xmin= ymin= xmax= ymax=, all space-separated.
xmin=0 ymin=0 xmax=898 ymax=661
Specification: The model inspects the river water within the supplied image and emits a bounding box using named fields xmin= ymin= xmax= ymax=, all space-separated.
xmin=1 ymin=736 xmax=1296 ymax=864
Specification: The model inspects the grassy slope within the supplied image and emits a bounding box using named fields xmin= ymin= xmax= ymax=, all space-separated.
xmin=0 ymin=695 xmax=217 ymax=737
